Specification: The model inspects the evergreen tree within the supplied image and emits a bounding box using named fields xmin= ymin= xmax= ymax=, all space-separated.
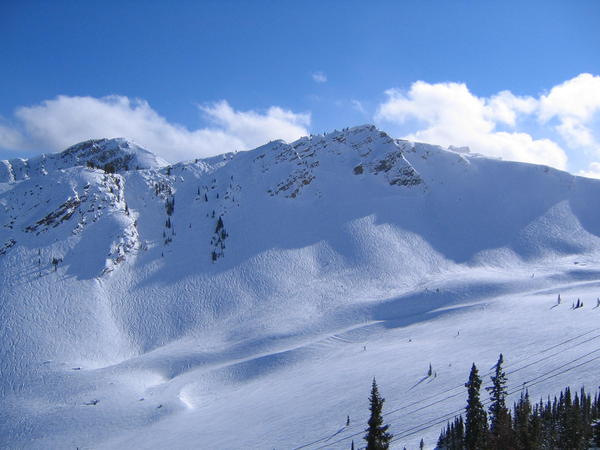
xmin=51 ymin=257 xmax=61 ymax=271
xmin=454 ymin=416 xmax=465 ymax=449
xmin=558 ymin=387 xmax=587 ymax=449
xmin=437 ymin=423 xmax=449 ymax=449
xmin=464 ymin=363 xmax=487 ymax=450
xmin=364 ymin=378 xmax=392 ymax=450
xmin=215 ymin=216 xmax=224 ymax=233
xmin=529 ymin=402 xmax=543 ymax=449
xmin=439 ymin=358 xmax=599 ymax=450
xmin=593 ymin=419 xmax=600 ymax=447
xmin=438 ymin=416 xmax=465 ymax=450
xmin=486 ymin=354 xmax=513 ymax=448
xmin=513 ymin=390 xmax=535 ymax=449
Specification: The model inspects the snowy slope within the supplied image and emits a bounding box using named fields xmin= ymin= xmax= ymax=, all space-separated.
xmin=1 ymin=125 xmax=600 ymax=449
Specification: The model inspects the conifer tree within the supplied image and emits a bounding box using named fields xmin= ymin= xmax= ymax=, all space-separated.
xmin=513 ymin=390 xmax=534 ymax=449
xmin=455 ymin=416 xmax=465 ymax=449
xmin=440 ymin=359 xmax=599 ymax=450
xmin=364 ymin=378 xmax=392 ymax=450
xmin=594 ymin=419 xmax=600 ymax=447
xmin=465 ymin=363 xmax=487 ymax=450
xmin=487 ymin=354 xmax=513 ymax=448
xmin=215 ymin=216 xmax=224 ymax=233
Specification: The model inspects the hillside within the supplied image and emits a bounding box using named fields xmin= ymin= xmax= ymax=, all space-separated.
xmin=1 ymin=125 xmax=600 ymax=449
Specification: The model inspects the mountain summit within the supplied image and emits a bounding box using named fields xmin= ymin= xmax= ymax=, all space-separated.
xmin=0 ymin=137 xmax=167 ymax=182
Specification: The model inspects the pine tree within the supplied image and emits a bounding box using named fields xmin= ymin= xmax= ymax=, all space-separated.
xmin=442 ymin=361 xmax=599 ymax=450
xmin=464 ymin=363 xmax=487 ymax=450
xmin=454 ymin=416 xmax=465 ymax=449
xmin=514 ymin=390 xmax=535 ymax=449
xmin=437 ymin=416 xmax=465 ymax=450
xmin=594 ymin=419 xmax=600 ymax=447
xmin=437 ymin=423 xmax=449 ymax=449
xmin=364 ymin=378 xmax=392 ymax=450
xmin=487 ymin=354 xmax=513 ymax=448
xmin=215 ymin=216 xmax=224 ymax=233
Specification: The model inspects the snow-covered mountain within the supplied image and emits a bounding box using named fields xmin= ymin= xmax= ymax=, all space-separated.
xmin=0 ymin=137 xmax=167 ymax=183
xmin=2 ymin=125 xmax=600 ymax=449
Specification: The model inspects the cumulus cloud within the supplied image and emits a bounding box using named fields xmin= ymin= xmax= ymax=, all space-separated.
xmin=375 ymin=80 xmax=568 ymax=169
xmin=199 ymin=100 xmax=310 ymax=150
xmin=0 ymin=95 xmax=310 ymax=162
xmin=578 ymin=162 xmax=600 ymax=180
xmin=539 ymin=73 xmax=600 ymax=151
xmin=487 ymin=91 xmax=537 ymax=126
xmin=311 ymin=71 xmax=327 ymax=83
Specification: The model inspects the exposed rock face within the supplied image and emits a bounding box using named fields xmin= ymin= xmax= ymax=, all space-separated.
xmin=259 ymin=125 xmax=424 ymax=199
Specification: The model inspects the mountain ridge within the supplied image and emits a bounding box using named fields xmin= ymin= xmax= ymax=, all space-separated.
xmin=0 ymin=137 xmax=168 ymax=183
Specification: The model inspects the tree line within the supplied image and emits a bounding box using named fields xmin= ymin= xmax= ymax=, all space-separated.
xmin=360 ymin=354 xmax=600 ymax=449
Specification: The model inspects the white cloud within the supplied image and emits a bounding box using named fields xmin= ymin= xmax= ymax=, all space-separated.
xmin=487 ymin=90 xmax=537 ymax=126
xmin=0 ymin=95 xmax=310 ymax=162
xmin=375 ymin=80 xmax=568 ymax=169
xmin=351 ymin=99 xmax=366 ymax=114
xmin=311 ymin=71 xmax=327 ymax=83
xmin=539 ymin=73 xmax=600 ymax=122
xmin=539 ymin=73 xmax=600 ymax=151
xmin=199 ymin=100 xmax=310 ymax=150
xmin=577 ymin=162 xmax=600 ymax=180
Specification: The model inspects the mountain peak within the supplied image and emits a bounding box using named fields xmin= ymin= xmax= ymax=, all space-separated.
xmin=60 ymin=138 xmax=168 ymax=171
xmin=0 ymin=138 xmax=168 ymax=182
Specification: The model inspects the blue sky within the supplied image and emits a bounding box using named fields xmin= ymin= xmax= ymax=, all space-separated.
xmin=2 ymin=0 xmax=600 ymax=175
